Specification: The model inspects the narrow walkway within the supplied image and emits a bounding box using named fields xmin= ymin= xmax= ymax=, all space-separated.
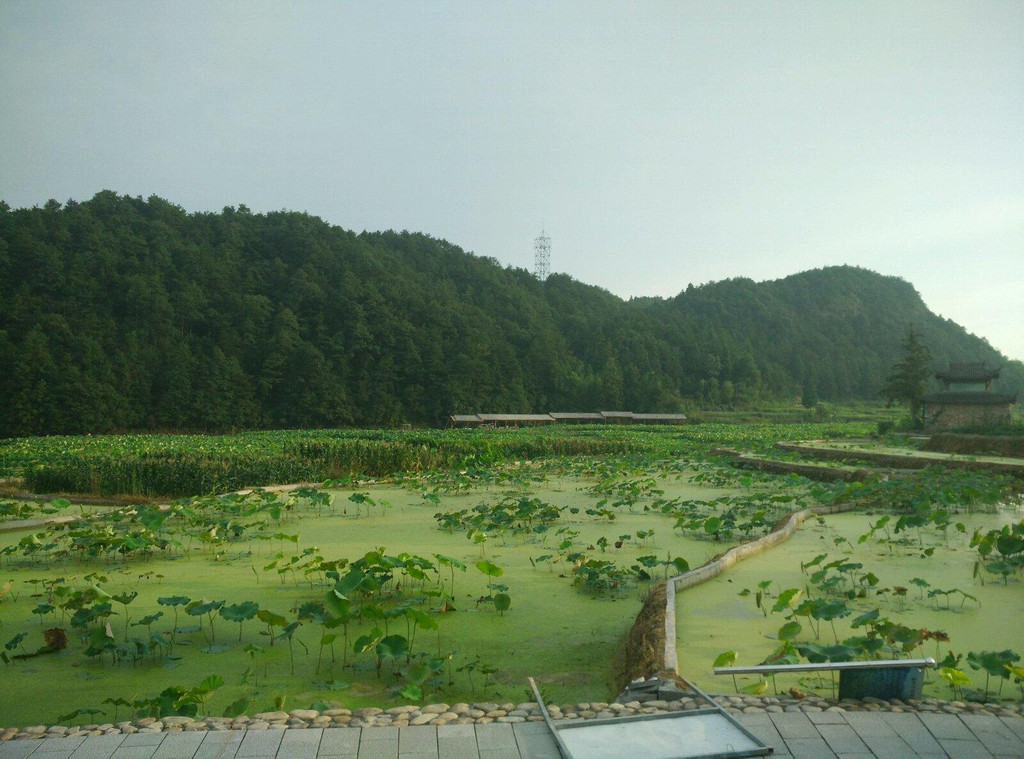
xmin=2 ymin=711 xmax=1022 ymax=759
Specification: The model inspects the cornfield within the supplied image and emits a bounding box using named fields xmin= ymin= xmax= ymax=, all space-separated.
xmin=0 ymin=422 xmax=874 ymax=498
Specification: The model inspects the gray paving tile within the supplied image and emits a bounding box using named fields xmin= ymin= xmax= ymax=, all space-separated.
xmin=999 ymin=716 xmax=1024 ymax=742
xmin=193 ymin=730 xmax=244 ymax=759
xmin=397 ymin=727 xmax=436 ymax=757
xmin=808 ymin=711 xmax=851 ymax=725
xmin=356 ymin=737 xmax=398 ymax=759
xmin=817 ymin=724 xmax=870 ymax=755
xmin=435 ymin=727 xmax=474 ymax=741
xmin=508 ymin=725 xmax=546 ymax=737
xmin=359 ymin=728 xmax=398 ymax=742
xmin=151 ymin=732 xmax=204 ymax=759
xmin=736 ymin=713 xmax=773 ymax=726
xmin=918 ymin=713 xmax=974 ymax=741
xmin=121 ymin=735 xmax=166 ymax=748
xmin=783 ymin=737 xmax=838 ymax=759
xmin=32 ymin=713 xmax=1020 ymax=759
xmin=843 ymin=712 xmax=900 ymax=737
xmin=769 ymin=712 xmax=820 ymax=739
xmin=318 ymin=729 xmax=360 ymax=757
xmin=26 ymin=737 xmax=84 ymax=759
xmin=34 ymin=736 xmax=88 ymax=756
xmin=68 ymin=734 xmax=125 ymax=759
xmin=477 ymin=750 xmax=519 ymax=759
xmin=511 ymin=732 xmax=559 ymax=759
xmin=0 ymin=741 xmax=44 ymax=759
xmin=936 ymin=738 xmax=996 ymax=759
xmin=853 ymin=734 xmax=919 ymax=759
xmin=279 ymin=729 xmax=322 ymax=759
xmin=235 ymin=732 xmax=282 ymax=759
xmin=737 ymin=720 xmax=785 ymax=750
xmin=118 ymin=733 xmax=162 ymax=745
xmin=961 ymin=714 xmax=1024 ymax=756
xmin=879 ymin=713 xmax=944 ymax=754
xmin=436 ymin=737 xmax=476 ymax=759
xmin=473 ymin=726 xmax=515 ymax=751
xmin=109 ymin=747 xmax=160 ymax=759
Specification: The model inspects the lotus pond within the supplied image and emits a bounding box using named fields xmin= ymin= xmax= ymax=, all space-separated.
xmin=0 ymin=430 xmax=1021 ymax=728
xmin=678 ymin=504 xmax=1024 ymax=701
xmin=0 ymin=467 xmax=749 ymax=727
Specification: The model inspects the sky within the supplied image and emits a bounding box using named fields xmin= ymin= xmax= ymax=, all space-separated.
xmin=2 ymin=1 xmax=1022 ymax=359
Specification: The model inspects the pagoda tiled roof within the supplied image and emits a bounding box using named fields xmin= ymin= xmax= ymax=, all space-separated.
xmin=921 ymin=391 xmax=1016 ymax=406
xmin=935 ymin=362 xmax=1000 ymax=383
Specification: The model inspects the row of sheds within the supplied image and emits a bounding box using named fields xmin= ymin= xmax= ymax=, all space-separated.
xmin=449 ymin=411 xmax=688 ymax=427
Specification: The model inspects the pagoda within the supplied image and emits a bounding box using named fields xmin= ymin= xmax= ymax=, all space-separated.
xmin=921 ymin=362 xmax=1016 ymax=430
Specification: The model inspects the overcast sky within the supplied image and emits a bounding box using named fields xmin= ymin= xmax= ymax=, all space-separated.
xmin=2 ymin=1 xmax=1022 ymax=359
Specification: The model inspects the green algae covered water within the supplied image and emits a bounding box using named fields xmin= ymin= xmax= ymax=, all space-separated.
xmin=0 ymin=476 xmax=737 ymax=727
xmin=675 ymin=506 xmax=1024 ymax=700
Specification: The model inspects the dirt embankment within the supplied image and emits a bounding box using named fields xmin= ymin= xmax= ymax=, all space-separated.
xmin=923 ymin=433 xmax=1024 ymax=458
xmin=614 ymin=582 xmax=672 ymax=692
xmin=774 ymin=442 xmax=1024 ymax=479
xmin=710 ymin=448 xmax=871 ymax=483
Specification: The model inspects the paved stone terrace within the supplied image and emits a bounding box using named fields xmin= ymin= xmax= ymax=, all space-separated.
xmin=2 ymin=711 xmax=1024 ymax=759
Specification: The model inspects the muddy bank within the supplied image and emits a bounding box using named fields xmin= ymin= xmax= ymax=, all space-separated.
xmin=613 ymin=581 xmax=673 ymax=692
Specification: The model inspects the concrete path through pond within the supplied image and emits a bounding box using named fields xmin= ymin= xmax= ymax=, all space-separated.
xmin=2 ymin=712 xmax=1023 ymax=759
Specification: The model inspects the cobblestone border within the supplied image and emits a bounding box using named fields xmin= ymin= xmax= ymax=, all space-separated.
xmin=3 ymin=694 xmax=1020 ymax=741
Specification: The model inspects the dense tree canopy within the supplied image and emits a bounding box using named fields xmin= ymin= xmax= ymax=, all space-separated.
xmin=881 ymin=325 xmax=934 ymax=425
xmin=0 ymin=192 xmax=1019 ymax=436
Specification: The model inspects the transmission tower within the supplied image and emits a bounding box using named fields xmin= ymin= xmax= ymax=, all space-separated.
xmin=534 ymin=230 xmax=550 ymax=282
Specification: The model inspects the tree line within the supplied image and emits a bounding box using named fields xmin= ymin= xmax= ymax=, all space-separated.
xmin=0 ymin=191 xmax=1019 ymax=436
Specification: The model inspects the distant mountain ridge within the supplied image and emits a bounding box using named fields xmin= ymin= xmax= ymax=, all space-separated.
xmin=0 ymin=192 xmax=1019 ymax=435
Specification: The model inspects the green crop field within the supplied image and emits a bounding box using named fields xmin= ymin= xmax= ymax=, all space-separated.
xmin=0 ymin=417 xmax=885 ymax=497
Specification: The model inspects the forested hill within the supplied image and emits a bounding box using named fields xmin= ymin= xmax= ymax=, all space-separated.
xmin=0 ymin=192 xmax=1020 ymax=436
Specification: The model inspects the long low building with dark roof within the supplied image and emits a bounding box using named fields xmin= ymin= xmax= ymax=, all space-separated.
xmin=633 ymin=413 xmax=690 ymax=424
xmin=449 ymin=411 xmax=687 ymax=427
xmin=548 ymin=412 xmax=604 ymax=423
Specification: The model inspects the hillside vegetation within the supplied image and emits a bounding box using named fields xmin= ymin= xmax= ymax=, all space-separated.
xmin=0 ymin=192 xmax=1019 ymax=436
